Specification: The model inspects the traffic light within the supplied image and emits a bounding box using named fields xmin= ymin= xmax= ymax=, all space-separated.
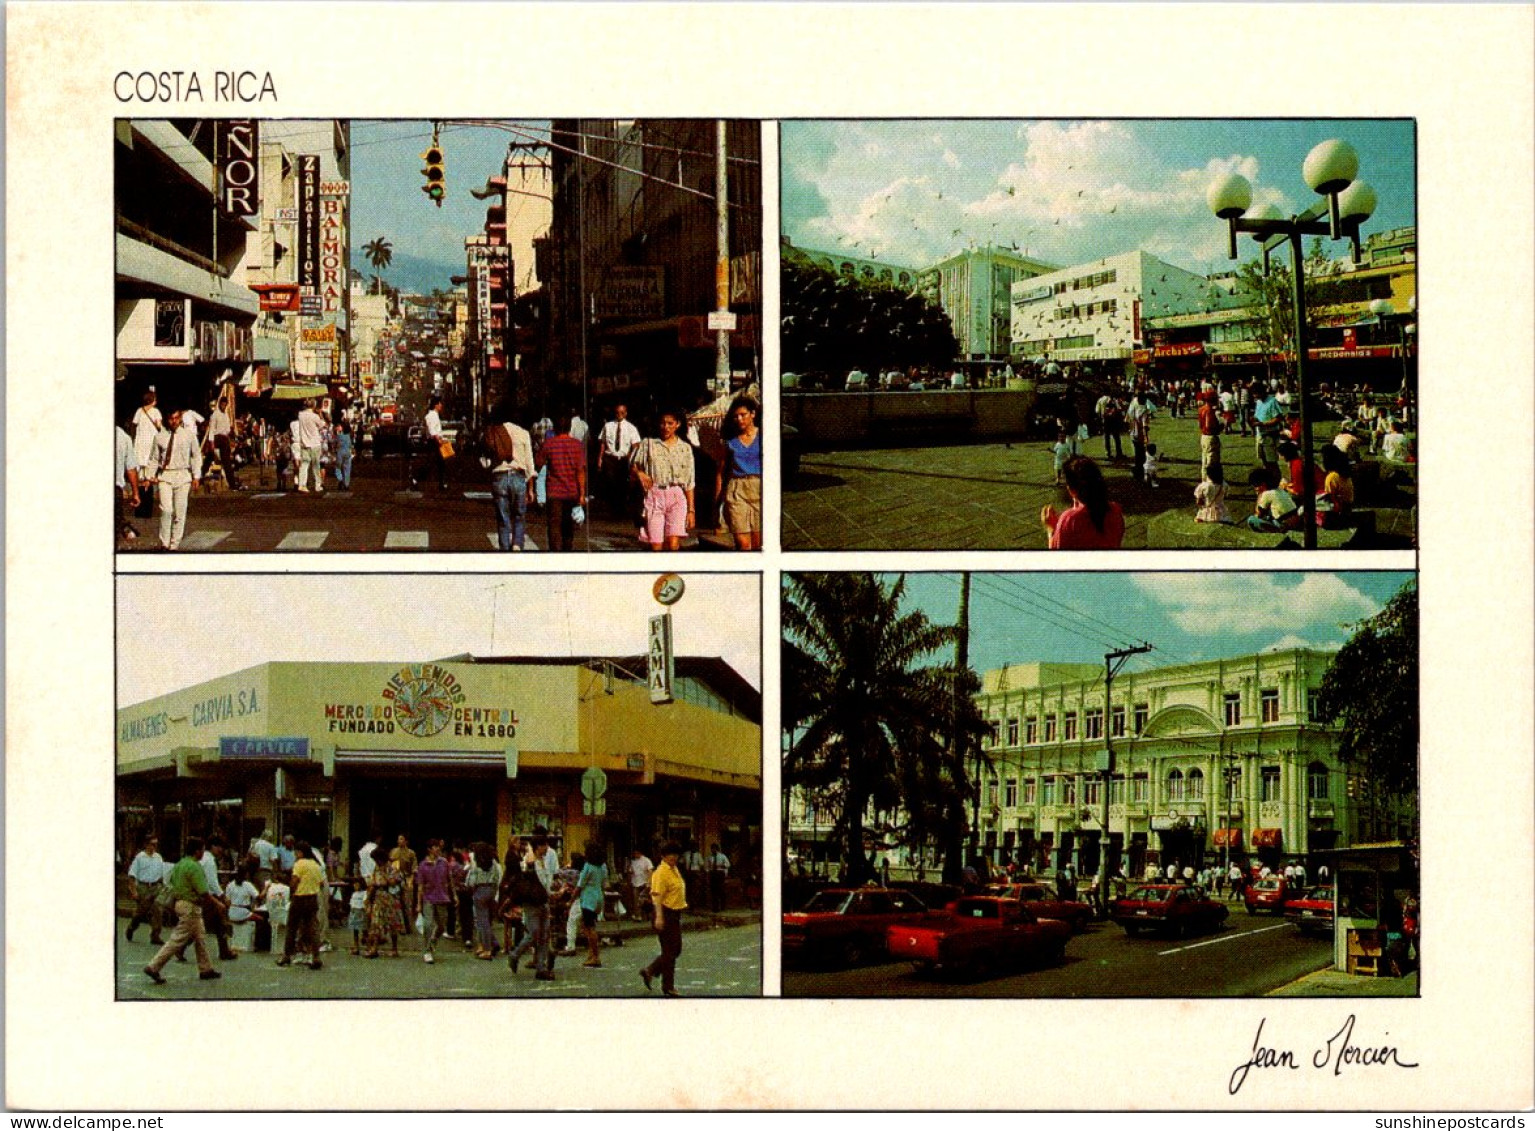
xmin=421 ymin=140 xmax=445 ymax=206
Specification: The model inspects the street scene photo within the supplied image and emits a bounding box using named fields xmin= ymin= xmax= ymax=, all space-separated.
xmin=780 ymin=119 xmax=1417 ymax=550
xmin=783 ymin=571 xmax=1418 ymax=997
xmin=115 ymin=119 xmax=763 ymax=553
xmin=116 ymin=573 xmax=762 ymax=999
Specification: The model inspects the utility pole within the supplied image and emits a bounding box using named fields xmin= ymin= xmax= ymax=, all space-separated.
xmin=1100 ymin=642 xmax=1153 ymax=916
xmin=713 ymin=120 xmax=731 ymax=397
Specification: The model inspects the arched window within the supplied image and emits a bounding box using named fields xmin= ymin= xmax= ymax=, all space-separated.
xmin=1187 ymin=768 xmax=1205 ymax=800
xmin=1167 ymin=768 xmax=1184 ymax=802
xmin=1307 ymin=762 xmax=1330 ymax=801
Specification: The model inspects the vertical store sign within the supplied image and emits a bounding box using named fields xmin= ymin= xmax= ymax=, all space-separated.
xmin=320 ymin=180 xmax=348 ymax=314
xmin=218 ymin=120 xmax=259 ymax=218
xmin=648 ymin=613 xmax=674 ymax=704
xmin=298 ymin=156 xmax=320 ymax=289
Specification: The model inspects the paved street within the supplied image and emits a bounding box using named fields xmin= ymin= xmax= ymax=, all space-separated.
xmin=783 ymin=906 xmax=1341 ymax=998
xmin=118 ymin=917 xmax=761 ymax=999
xmin=783 ymin=413 xmax=1415 ymax=551
xmin=118 ymin=457 xmax=735 ymax=554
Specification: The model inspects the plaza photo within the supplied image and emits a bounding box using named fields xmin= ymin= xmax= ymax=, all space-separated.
xmin=116 ymin=572 xmax=762 ymax=999
xmin=780 ymin=119 xmax=1417 ymax=550
xmin=783 ymin=570 xmax=1417 ymax=998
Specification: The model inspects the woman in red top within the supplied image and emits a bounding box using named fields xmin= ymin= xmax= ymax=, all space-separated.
xmin=1040 ymin=456 xmax=1125 ymax=549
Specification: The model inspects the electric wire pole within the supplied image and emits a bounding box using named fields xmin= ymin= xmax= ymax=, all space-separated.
xmin=1100 ymin=642 xmax=1153 ymax=916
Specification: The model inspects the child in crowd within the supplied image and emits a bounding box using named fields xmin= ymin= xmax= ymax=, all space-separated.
xmin=262 ymin=872 xmax=291 ymax=951
xmin=1194 ymin=462 xmax=1232 ymax=524
xmin=348 ymin=877 xmax=368 ymax=955
xmin=1052 ymin=430 xmax=1073 ymax=485
xmin=1142 ymin=442 xmax=1161 ymax=488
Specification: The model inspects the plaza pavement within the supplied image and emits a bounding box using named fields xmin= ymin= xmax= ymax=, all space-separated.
xmin=783 ymin=414 xmax=1416 ymax=551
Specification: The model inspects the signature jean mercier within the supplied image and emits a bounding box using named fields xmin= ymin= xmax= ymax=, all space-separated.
xmin=1230 ymin=1016 xmax=1419 ymax=1096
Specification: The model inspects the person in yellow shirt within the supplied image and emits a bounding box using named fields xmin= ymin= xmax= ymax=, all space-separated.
xmin=277 ymin=840 xmax=325 ymax=970
xmin=640 ymin=842 xmax=687 ymax=997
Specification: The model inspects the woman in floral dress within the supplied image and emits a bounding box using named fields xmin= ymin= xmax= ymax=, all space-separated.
xmin=365 ymin=854 xmax=405 ymax=958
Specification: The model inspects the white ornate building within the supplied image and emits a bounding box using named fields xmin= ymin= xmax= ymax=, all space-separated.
xmin=972 ymin=649 xmax=1414 ymax=876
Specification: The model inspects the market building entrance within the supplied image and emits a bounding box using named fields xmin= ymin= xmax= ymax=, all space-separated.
xmin=346 ymin=775 xmax=499 ymax=853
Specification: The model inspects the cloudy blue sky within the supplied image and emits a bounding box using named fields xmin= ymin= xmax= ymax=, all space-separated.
xmin=350 ymin=119 xmax=552 ymax=293
xmin=781 ymin=119 xmax=1416 ymax=275
xmin=866 ymin=571 xmax=1414 ymax=680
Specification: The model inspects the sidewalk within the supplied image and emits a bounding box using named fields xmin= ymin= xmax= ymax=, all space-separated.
xmin=1267 ymin=965 xmax=1418 ymax=997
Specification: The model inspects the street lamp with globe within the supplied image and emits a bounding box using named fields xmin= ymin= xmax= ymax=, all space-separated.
xmin=1208 ymin=140 xmax=1378 ymax=549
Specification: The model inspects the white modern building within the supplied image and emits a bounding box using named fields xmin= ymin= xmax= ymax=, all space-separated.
xmin=781 ymin=236 xmax=923 ymax=291
xmin=1009 ymin=249 xmax=1225 ymax=364
xmin=919 ymin=247 xmax=1057 ymax=361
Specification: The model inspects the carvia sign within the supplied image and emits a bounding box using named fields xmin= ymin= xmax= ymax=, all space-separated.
xmin=220 ymin=736 xmax=309 ymax=759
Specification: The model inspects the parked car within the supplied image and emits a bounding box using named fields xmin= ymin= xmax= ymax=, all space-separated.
xmin=1244 ymin=876 xmax=1291 ymax=915
xmin=886 ymin=895 xmax=1071 ymax=979
xmin=1283 ymin=885 xmax=1336 ymax=936
xmin=1110 ymin=884 xmax=1228 ymax=939
xmin=985 ymin=882 xmax=1093 ymax=932
xmin=782 ymin=887 xmax=932 ymax=968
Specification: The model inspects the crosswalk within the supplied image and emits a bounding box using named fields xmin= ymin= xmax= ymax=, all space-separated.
xmin=147 ymin=530 xmax=546 ymax=552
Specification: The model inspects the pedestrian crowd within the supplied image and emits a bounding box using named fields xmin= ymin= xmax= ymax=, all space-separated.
xmin=125 ymin=828 xmax=749 ymax=997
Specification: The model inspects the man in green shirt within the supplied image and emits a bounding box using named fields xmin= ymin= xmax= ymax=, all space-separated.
xmin=143 ymin=837 xmax=223 ymax=984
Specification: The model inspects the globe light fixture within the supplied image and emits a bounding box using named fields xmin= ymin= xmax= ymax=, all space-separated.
xmin=1205 ymin=138 xmax=1383 ymax=550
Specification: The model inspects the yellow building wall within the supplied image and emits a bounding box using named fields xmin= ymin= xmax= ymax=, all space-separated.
xmin=575 ymin=668 xmax=761 ymax=789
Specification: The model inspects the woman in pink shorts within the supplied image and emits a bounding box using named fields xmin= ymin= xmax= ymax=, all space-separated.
xmin=631 ymin=408 xmax=696 ymax=551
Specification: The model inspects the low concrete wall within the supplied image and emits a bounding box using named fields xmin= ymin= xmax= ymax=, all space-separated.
xmin=783 ymin=388 xmax=1039 ymax=448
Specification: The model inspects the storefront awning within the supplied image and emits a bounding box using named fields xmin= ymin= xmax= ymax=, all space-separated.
xmin=1212 ymin=827 xmax=1243 ymax=848
xmin=333 ymin=749 xmax=508 ymax=768
xmin=1252 ymin=827 xmax=1283 ymax=849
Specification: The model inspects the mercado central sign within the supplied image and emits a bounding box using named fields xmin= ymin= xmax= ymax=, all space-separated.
xmin=116 ymin=661 xmax=582 ymax=769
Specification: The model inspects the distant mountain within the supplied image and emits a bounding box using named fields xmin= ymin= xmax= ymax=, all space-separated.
xmin=357 ymin=250 xmax=463 ymax=297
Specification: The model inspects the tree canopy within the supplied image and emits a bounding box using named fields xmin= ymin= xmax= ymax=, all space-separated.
xmin=780 ymin=259 xmax=958 ymax=376
xmin=782 ymin=573 xmax=987 ymax=883
xmin=1317 ymin=579 xmax=1418 ymax=800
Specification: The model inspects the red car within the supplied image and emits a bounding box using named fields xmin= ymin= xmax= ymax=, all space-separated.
xmin=782 ymin=887 xmax=932 ymax=967
xmin=1111 ymin=884 xmax=1229 ymax=938
xmin=985 ymin=882 xmax=1094 ymax=932
xmin=886 ymin=896 xmax=1071 ymax=979
xmin=1244 ymin=876 xmax=1291 ymax=915
xmin=1283 ymin=885 xmax=1336 ymax=936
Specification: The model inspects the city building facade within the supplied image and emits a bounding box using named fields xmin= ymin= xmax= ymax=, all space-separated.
xmin=973 ymin=650 xmax=1414 ymax=878
xmin=118 ymin=655 xmax=761 ymax=877
xmin=780 ymin=236 xmax=922 ymax=290
xmin=1008 ymin=249 xmax=1221 ymax=366
xmin=920 ymin=247 xmax=1057 ymax=361
xmin=535 ymin=119 xmax=763 ymax=416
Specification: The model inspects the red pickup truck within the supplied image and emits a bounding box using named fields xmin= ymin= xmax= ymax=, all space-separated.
xmin=886 ymin=895 xmax=1071 ymax=979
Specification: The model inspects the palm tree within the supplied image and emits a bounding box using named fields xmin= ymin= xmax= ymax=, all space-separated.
xmin=361 ymin=237 xmax=393 ymax=295
xmin=783 ymin=573 xmax=986 ymax=885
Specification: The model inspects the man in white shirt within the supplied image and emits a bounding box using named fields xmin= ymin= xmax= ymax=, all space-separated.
xmin=204 ymin=403 xmax=241 ymax=490
xmin=627 ymin=850 xmax=654 ymax=921
xmin=598 ymin=403 xmax=641 ymax=517
xmin=251 ymin=829 xmax=280 ymax=888
xmin=413 ymin=396 xmax=449 ymax=491
xmin=295 ymin=400 xmax=326 ymax=493
xmin=569 ymin=411 xmax=589 ymax=447
xmin=152 ymin=408 xmax=203 ymax=551
xmin=126 ymin=835 xmax=167 ymax=943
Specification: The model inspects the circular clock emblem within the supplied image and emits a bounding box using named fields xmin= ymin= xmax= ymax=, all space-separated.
xmin=391 ymin=674 xmax=456 ymax=737
xmin=653 ymin=573 xmax=685 ymax=606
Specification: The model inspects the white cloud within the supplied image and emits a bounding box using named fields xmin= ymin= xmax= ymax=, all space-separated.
xmin=1131 ymin=574 xmax=1381 ymax=638
xmin=784 ymin=120 xmax=1311 ymax=274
